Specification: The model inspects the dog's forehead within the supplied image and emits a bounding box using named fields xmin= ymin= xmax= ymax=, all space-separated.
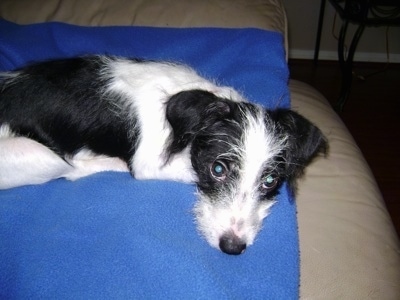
xmin=192 ymin=101 xmax=284 ymax=173
xmin=236 ymin=105 xmax=281 ymax=178
xmin=211 ymin=104 xmax=281 ymax=166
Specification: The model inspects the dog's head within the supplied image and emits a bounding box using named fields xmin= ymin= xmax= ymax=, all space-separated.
xmin=166 ymin=90 xmax=327 ymax=255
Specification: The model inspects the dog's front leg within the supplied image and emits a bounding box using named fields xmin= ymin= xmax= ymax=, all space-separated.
xmin=131 ymin=146 xmax=196 ymax=183
xmin=65 ymin=150 xmax=129 ymax=181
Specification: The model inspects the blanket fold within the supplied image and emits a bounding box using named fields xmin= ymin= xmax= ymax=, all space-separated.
xmin=0 ymin=19 xmax=298 ymax=299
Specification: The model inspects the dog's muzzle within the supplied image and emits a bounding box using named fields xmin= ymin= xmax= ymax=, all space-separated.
xmin=219 ymin=233 xmax=246 ymax=255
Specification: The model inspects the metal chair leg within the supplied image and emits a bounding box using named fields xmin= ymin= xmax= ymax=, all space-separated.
xmin=314 ymin=0 xmax=327 ymax=65
xmin=336 ymin=21 xmax=365 ymax=111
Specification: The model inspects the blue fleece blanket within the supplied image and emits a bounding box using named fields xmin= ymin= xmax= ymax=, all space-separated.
xmin=0 ymin=20 xmax=297 ymax=299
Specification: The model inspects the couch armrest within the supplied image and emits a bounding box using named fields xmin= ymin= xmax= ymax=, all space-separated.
xmin=290 ymin=79 xmax=400 ymax=299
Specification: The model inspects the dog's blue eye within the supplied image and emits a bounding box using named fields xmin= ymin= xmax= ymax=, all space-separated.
xmin=211 ymin=160 xmax=228 ymax=180
xmin=214 ymin=164 xmax=223 ymax=174
xmin=261 ymin=174 xmax=279 ymax=192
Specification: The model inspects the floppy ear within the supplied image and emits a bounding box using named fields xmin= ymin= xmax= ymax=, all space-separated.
xmin=270 ymin=109 xmax=328 ymax=195
xmin=165 ymin=89 xmax=234 ymax=157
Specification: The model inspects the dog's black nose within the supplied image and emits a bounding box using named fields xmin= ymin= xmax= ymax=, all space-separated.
xmin=219 ymin=234 xmax=246 ymax=255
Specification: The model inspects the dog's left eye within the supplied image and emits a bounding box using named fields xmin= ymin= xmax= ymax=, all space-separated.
xmin=210 ymin=160 xmax=228 ymax=180
xmin=261 ymin=174 xmax=279 ymax=192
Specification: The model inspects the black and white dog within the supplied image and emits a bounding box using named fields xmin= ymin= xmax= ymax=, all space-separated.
xmin=0 ymin=56 xmax=327 ymax=255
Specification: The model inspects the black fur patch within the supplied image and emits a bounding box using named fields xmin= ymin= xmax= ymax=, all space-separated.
xmin=165 ymin=90 xmax=235 ymax=158
xmin=0 ymin=57 xmax=139 ymax=163
xmin=268 ymin=109 xmax=328 ymax=195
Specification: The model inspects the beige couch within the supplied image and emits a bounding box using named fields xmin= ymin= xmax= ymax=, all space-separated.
xmin=1 ymin=0 xmax=399 ymax=298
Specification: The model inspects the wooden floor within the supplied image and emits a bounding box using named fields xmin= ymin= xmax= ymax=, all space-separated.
xmin=288 ymin=59 xmax=400 ymax=237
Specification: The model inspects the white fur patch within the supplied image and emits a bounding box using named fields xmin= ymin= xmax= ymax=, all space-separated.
xmin=0 ymin=125 xmax=129 ymax=189
xmin=0 ymin=125 xmax=73 ymax=189
xmin=65 ymin=149 xmax=129 ymax=181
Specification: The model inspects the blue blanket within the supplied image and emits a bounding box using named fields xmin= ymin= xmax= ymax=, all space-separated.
xmin=0 ymin=20 xmax=298 ymax=299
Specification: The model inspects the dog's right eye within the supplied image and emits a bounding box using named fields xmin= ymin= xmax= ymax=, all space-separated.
xmin=210 ymin=160 xmax=228 ymax=180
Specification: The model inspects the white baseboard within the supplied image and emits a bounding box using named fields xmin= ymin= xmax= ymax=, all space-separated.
xmin=289 ymin=49 xmax=400 ymax=63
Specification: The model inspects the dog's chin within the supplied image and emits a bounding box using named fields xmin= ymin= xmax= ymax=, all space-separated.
xmin=193 ymin=192 xmax=275 ymax=255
